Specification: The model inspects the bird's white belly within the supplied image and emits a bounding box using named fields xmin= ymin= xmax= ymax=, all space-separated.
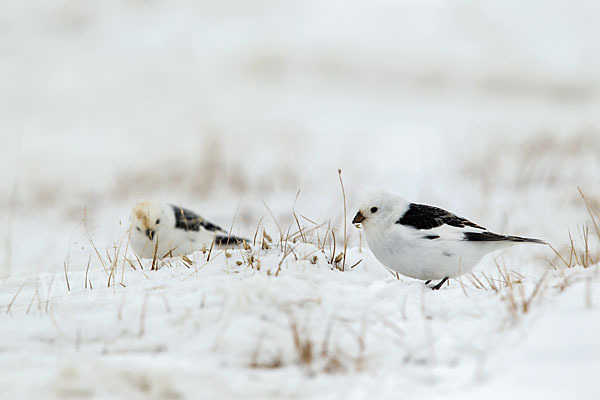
xmin=131 ymin=228 xmax=216 ymax=259
xmin=366 ymin=230 xmax=489 ymax=280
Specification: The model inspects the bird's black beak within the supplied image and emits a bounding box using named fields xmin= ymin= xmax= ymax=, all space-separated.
xmin=146 ymin=229 xmax=155 ymax=241
xmin=352 ymin=211 xmax=365 ymax=224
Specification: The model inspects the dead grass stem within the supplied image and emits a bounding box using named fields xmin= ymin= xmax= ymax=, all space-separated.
xmin=6 ymin=281 xmax=26 ymax=314
xmin=338 ymin=169 xmax=348 ymax=271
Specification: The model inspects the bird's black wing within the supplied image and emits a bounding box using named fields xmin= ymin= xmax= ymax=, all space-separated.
xmin=396 ymin=203 xmax=486 ymax=231
xmin=170 ymin=205 xmax=225 ymax=233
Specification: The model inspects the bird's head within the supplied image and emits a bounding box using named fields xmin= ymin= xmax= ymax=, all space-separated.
xmin=352 ymin=191 xmax=408 ymax=231
xmin=131 ymin=201 xmax=172 ymax=242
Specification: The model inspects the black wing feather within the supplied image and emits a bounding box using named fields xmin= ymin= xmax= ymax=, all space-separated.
xmin=215 ymin=235 xmax=248 ymax=246
xmin=170 ymin=205 xmax=225 ymax=233
xmin=463 ymin=231 xmax=545 ymax=243
xmin=397 ymin=203 xmax=486 ymax=231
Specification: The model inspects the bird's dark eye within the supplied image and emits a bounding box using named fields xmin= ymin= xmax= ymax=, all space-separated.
xmin=370 ymin=207 xmax=378 ymax=213
xmin=136 ymin=227 xmax=141 ymax=232
xmin=156 ymin=219 xmax=160 ymax=224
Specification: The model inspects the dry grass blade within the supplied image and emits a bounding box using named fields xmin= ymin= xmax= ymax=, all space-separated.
xmin=224 ymin=199 xmax=242 ymax=247
xmin=292 ymin=190 xmax=307 ymax=243
xmin=521 ymin=272 xmax=548 ymax=313
xmin=107 ymin=269 xmax=114 ymax=288
xmin=44 ymin=273 xmax=56 ymax=313
xmin=263 ymin=201 xmax=284 ymax=244
xmin=133 ymin=252 xmax=144 ymax=271
xmin=481 ymin=271 xmax=499 ymax=293
xmin=495 ymin=262 xmax=511 ymax=288
xmin=183 ymin=250 xmax=224 ymax=280
xmin=330 ymin=230 xmax=336 ymax=266
xmin=121 ymin=225 xmax=133 ymax=284
xmin=84 ymin=230 xmax=109 ymax=276
xmin=567 ymin=237 xmax=576 ymax=268
xmin=467 ymin=274 xmax=482 ymax=289
xmin=338 ymin=169 xmax=348 ymax=271
xmin=470 ymin=273 xmax=487 ymax=290
xmin=569 ymin=231 xmax=580 ymax=266
xmin=262 ymin=230 xmax=272 ymax=250
xmin=583 ymin=225 xmax=591 ymax=268
xmin=275 ymin=247 xmax=294 ymax=277
xmin=160 ymin=247 xmax=178 ymax=259
xmin=207 ymin=231 xmax=217 ymax=261
xmin=63 ymin=261 xmax=71 ymax=292
xmin=320 ymin=222 xmax=332 ymax=253
xmin=284 ymin=222 xmax=329 ymax=244
xmin=180 ymin=255 xmax=193 ymax=268
xmin=579 ymin=187 xmax=600 ymax=239
xmin=252 ymin=217 xmax=264 ymax=247
xmin=151 ymin=235 xmax=160 ymax=271
xmin=6 ymin=281 xmax=27 ymax=314
xmin=289 ymin=316 xmax=312 ymax=366
xmin=26 ymin=284 xmax=41 ymax=315
xmin=105 ymin=248 xmax=113 ymax=265
xmin=549 ymin=244 xmax=570 ymax=269
xmin=84 ymin=255 xmax=91 ymax=289
xmin=300 ymin=215 xmax=319 ymax=226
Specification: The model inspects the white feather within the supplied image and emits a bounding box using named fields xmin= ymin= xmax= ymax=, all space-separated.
xmin=130 ymin=201 xmax=228 ymax=259
xmin=355 ymin=192 xmax=540 ymax=281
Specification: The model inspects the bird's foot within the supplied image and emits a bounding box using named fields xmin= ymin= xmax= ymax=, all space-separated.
xmin=429 ymin=277 xmax=449 ymax=291
xmin=424 ymin=280 xmax=431 ymax=285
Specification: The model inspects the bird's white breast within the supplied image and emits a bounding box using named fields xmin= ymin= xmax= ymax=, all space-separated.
xmin=131 ymin=225 xmax=218 ymax=259
xmin=364 ymin=224 xmax=509 ymax=280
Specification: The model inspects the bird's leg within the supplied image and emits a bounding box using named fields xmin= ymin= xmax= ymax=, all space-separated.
xmin=430 ymin=277 xmax=449 ymax=291
xmin=424 ymin=280 xmax=431 ymax=285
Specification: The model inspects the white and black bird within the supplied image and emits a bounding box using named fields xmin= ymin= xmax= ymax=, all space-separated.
xmin=352 ymin=192 xmax=546 ymax=290
xmin=130 ymin=200 xmax=247 ymax=259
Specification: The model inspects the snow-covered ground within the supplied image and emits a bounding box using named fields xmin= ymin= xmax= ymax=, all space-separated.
xmin=1 ymin=1 xmax=600 ymax=399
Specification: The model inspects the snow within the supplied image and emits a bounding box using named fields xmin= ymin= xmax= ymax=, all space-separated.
xmin=1 ymin=0 xmax=600 ymax=398
xmin=2 ymin=245 xmax=599 ymax=399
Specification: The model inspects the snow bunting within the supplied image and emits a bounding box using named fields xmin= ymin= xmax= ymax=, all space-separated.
xmin=352 ymin=192 xmax=545 ymax=290
xmin=130 ymin=201 xmax=247 ymax=259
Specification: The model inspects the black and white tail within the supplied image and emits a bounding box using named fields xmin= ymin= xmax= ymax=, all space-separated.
xmin=463 ymin=231 xmax=546 ymax=244
xmin=215 ymin=235 xmax=249 ymax=247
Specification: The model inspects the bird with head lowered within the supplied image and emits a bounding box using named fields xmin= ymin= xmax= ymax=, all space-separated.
xmin=130 ymin=200 xmax=247 ymax=259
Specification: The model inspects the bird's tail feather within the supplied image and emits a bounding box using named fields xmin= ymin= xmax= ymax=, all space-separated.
xmin=215 ymin=235 xmax=249 ymax=247
xmin=506 ymin=235 xmax=547 ymax=244
xmin=464 ymin=231 xmax=546 ymax=244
